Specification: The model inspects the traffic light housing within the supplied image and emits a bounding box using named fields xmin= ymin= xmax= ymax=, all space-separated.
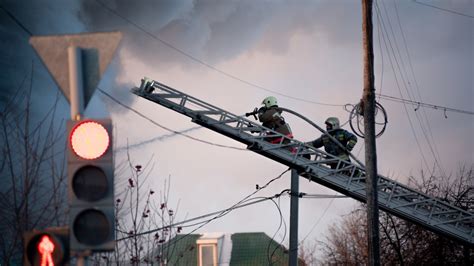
xmin=67 ymin=119 xmax=115 ymax=251
xmin=24 ymin=227 xmax=69 ymax=266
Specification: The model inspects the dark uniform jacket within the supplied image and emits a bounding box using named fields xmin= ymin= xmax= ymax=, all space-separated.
xmin=310 ymin=129 xmax=357 ymax=161
xmin=258 ymin=106 xmax=293 ymax=143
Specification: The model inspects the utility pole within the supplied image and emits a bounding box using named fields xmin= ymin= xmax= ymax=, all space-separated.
xmin=289 ymin=169 xmax=299 ymax=266
xmin=361 ymin=0 xmax=380 ymax=265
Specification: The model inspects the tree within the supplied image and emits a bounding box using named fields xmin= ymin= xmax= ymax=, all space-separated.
xmin=319 ymin=166 xmax=473 ymax=265
xmin=0 ymin=75 xmax=67 ymax=264
xmin=90 ymin=152 xmax=183 ymax=266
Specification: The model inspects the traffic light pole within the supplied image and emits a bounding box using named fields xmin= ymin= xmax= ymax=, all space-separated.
xmin=362 ymin=0 xmax=380 ymax=265
xmin=289 ymin=169 xmax=299 ymax=266
xmin=67 ymin=45 xmax=91 ymax=265
xmin=77 ymin=254 xmax=87 ymax=266
xmin=68 ymin=46 xmax=84 ymax=121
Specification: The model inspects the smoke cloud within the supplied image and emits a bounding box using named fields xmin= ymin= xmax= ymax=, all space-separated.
xmin=78 ymin=0 xmax=363 ymax=69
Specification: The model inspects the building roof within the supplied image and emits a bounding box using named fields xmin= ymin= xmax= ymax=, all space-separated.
xmin=230 ymin=232 xmax=288 ymax=266
xmin=154 ymin=232 xmax=291 ymax=266
xmin=155 ymin=234 xmax=200 ymax=266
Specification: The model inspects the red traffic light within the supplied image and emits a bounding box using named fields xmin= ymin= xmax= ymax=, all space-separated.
xmin=70 ymin=120 xmax=110 ymax=160
xmin=67 ymin=119 xmax=115 ymax=251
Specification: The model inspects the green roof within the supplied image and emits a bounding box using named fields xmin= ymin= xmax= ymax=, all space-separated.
xmin=153 ymin=234 xmax=201 ymax=266
xmin=230 ymin=232 xmax=289 ymax=266
xmin=155 ymin=232 xmax=295 ymax=266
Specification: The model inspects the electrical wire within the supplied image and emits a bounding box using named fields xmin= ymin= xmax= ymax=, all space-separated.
xmin=377 ymin=93 xmax=474 ymax=116
xmin=393 ymin=0 xmax=449 ymax=176
xmin=118 ymin=168 xmax=290 ymax=253
xmin=376 ymin=0 xmax=433 ymax=174
xmin=149 ymin=190 xmax=290 ymax=254
xmin=299 ymin=194 xmax=348 ymax=199
xmin=177 ymin=166 xmax=289 ymax=231
xmin=412 ymin=0 xmax=474 ymax=19
xmin=115 ymin=126 xmax=202 ymax=152
xmin=384 ymin=0 xmax=445 ymax=156
xmin=97 ymin=87 xmax=247 ymax=151
xmin=377 ymin=0 xmax=448 ymax=178
xmin=267 ymin=196 xmax=286 ymax=266
xmin=392 ymin=0 xmax=449 ymax=179
xmin=0 ymin=4 xmax=33 ymax=36
xmin=299 ymin=197 xmax=335 ymax=246
xmin=374 ymin=2 xmax=438 ymax=177
xmin=92 ymin=0 xmax=343 ymax=107
xmin=95 ymin=0 xmax=471 ymax=119
xmin=116 ymin=193 xmax=284 ymax=241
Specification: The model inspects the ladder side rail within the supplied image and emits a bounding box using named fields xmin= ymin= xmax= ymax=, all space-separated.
xmin=375 ymin=176 xmax=473 ymax=230
xmin=152 ymin=81 xmax=238 ymax=118
xmin=132 ymin=79 xmax=474 ymax=245
xmin=141 ymin=79 xmax=349 ymax=164
xmin=137 ymin=84 xmax=472 ymax=223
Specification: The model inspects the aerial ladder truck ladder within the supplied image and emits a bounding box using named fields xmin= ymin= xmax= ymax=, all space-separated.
xmin=131 ymin=77 xmax=473 ymax=246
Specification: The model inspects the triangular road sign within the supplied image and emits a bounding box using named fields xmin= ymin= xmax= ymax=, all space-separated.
xmin=30 ymin=31 xmax=122 ymax=108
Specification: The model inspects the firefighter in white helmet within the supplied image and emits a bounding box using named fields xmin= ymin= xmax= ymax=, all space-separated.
xmin=257 ymin=96 xmax=293 ymax=145
xmin=309 ymin=117 xmax=357 ymax=169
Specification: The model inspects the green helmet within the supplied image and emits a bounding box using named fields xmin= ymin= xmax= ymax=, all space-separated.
xmin=325 ymin=117 xmax=340 ymax=130
xmin=262 ymin=96 xmax=278 ymax=108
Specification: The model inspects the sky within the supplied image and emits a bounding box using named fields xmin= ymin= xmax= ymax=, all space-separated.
xmin=1 ymin=0 xmax=473 ymax=257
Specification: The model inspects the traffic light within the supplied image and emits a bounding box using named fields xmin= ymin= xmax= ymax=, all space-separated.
xmin=67 ymin=119 xmax=115 ymax=251
xmin=24 ymin=227 xmax=69 ymax=266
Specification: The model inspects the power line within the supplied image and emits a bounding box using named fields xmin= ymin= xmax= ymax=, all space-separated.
xmin=267 ymin=195 xmax=286 ymax=266
xmin=377 ymin=93 xmax=474 ymax=116
xmin=0 ymin=4 xmax=33 ymax=36
xmin=118 ymin=167 xmax=291 ymax=252
xmin=97 ymin=88 xmax=247 ymax=151
xmin=94 ymin=0 xmax=472 ymax=118
xmin=375 ymin=1 xmax=433 ymax=175
xmin=93 ymin=0 xmax=343 ymax=107
xmin=115 ymin=126 xmax=202 ymax=152
xmin=299 ymin=193 xmax=348 ymax=199
xmin=116 ymin=195 xmax=282 ymax=241
xmin=412 ymin=0 xmax=474 ymax=19
xmin=380 ymin=0 xmax=448 ymax=180
xmin=155 ymin=171 xmax=291 ymax=254
xmin=375 ymin=1 xmax=447 ymax=178
xmin=392 ymin=0 xmax=449 ymax=179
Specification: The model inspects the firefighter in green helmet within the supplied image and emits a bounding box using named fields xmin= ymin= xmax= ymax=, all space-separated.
xmin=309 ymin=117 xmax=357 ymax=169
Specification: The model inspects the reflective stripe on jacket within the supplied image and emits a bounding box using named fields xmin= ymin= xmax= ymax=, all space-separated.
xmin=311 ymin=129 xmax=357 ymax=160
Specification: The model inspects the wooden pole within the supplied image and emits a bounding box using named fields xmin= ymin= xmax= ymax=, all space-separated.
xmin=362 ymin=0 xmax=380 ymax=265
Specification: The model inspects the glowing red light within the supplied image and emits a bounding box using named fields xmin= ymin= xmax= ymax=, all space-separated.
xmin=70 ymin=121 xmax=110 ymax=160
xmin=38 ymin=235 xmax=55 ymax=266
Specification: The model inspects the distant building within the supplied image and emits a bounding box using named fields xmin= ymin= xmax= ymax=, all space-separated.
xmin=148 ymin=232 xmax=303 ymax=266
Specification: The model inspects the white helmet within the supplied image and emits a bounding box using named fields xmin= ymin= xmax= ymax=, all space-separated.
xmin=262 ymin=96 xmax=278 ymax=108
xmin=325 ymin=117 xmax=340 ymax=130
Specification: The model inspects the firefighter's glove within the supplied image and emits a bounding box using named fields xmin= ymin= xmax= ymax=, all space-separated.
xmin=245 ymin=107 xmax=261 ymax=120
xmin=346 ymin=140 xmax=356 ymax=151
xmin=245 ymin=107 xmax=258 ymax=117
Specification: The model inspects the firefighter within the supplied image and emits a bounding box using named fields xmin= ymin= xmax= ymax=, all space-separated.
xmin=309 ymin=117 xmax=357 ymax=169
xmin=257 ymin=96 xmax=293 ymax=145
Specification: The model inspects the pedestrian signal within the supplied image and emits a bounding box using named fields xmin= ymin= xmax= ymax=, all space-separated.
xmin=24 ymin=227 xmax=69 ymax=266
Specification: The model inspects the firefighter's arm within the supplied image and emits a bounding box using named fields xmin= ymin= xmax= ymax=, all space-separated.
xmin=308 ymin=137 xmax=323 ymax=148
xmin=245 ymin=107 xmax=266 ymax=120
xmin=345 ymin=131 xmax=358 ymax=151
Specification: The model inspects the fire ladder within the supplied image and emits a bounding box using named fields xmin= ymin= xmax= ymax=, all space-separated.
xmin=131 ymin=78 xmax=473 ymax=246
